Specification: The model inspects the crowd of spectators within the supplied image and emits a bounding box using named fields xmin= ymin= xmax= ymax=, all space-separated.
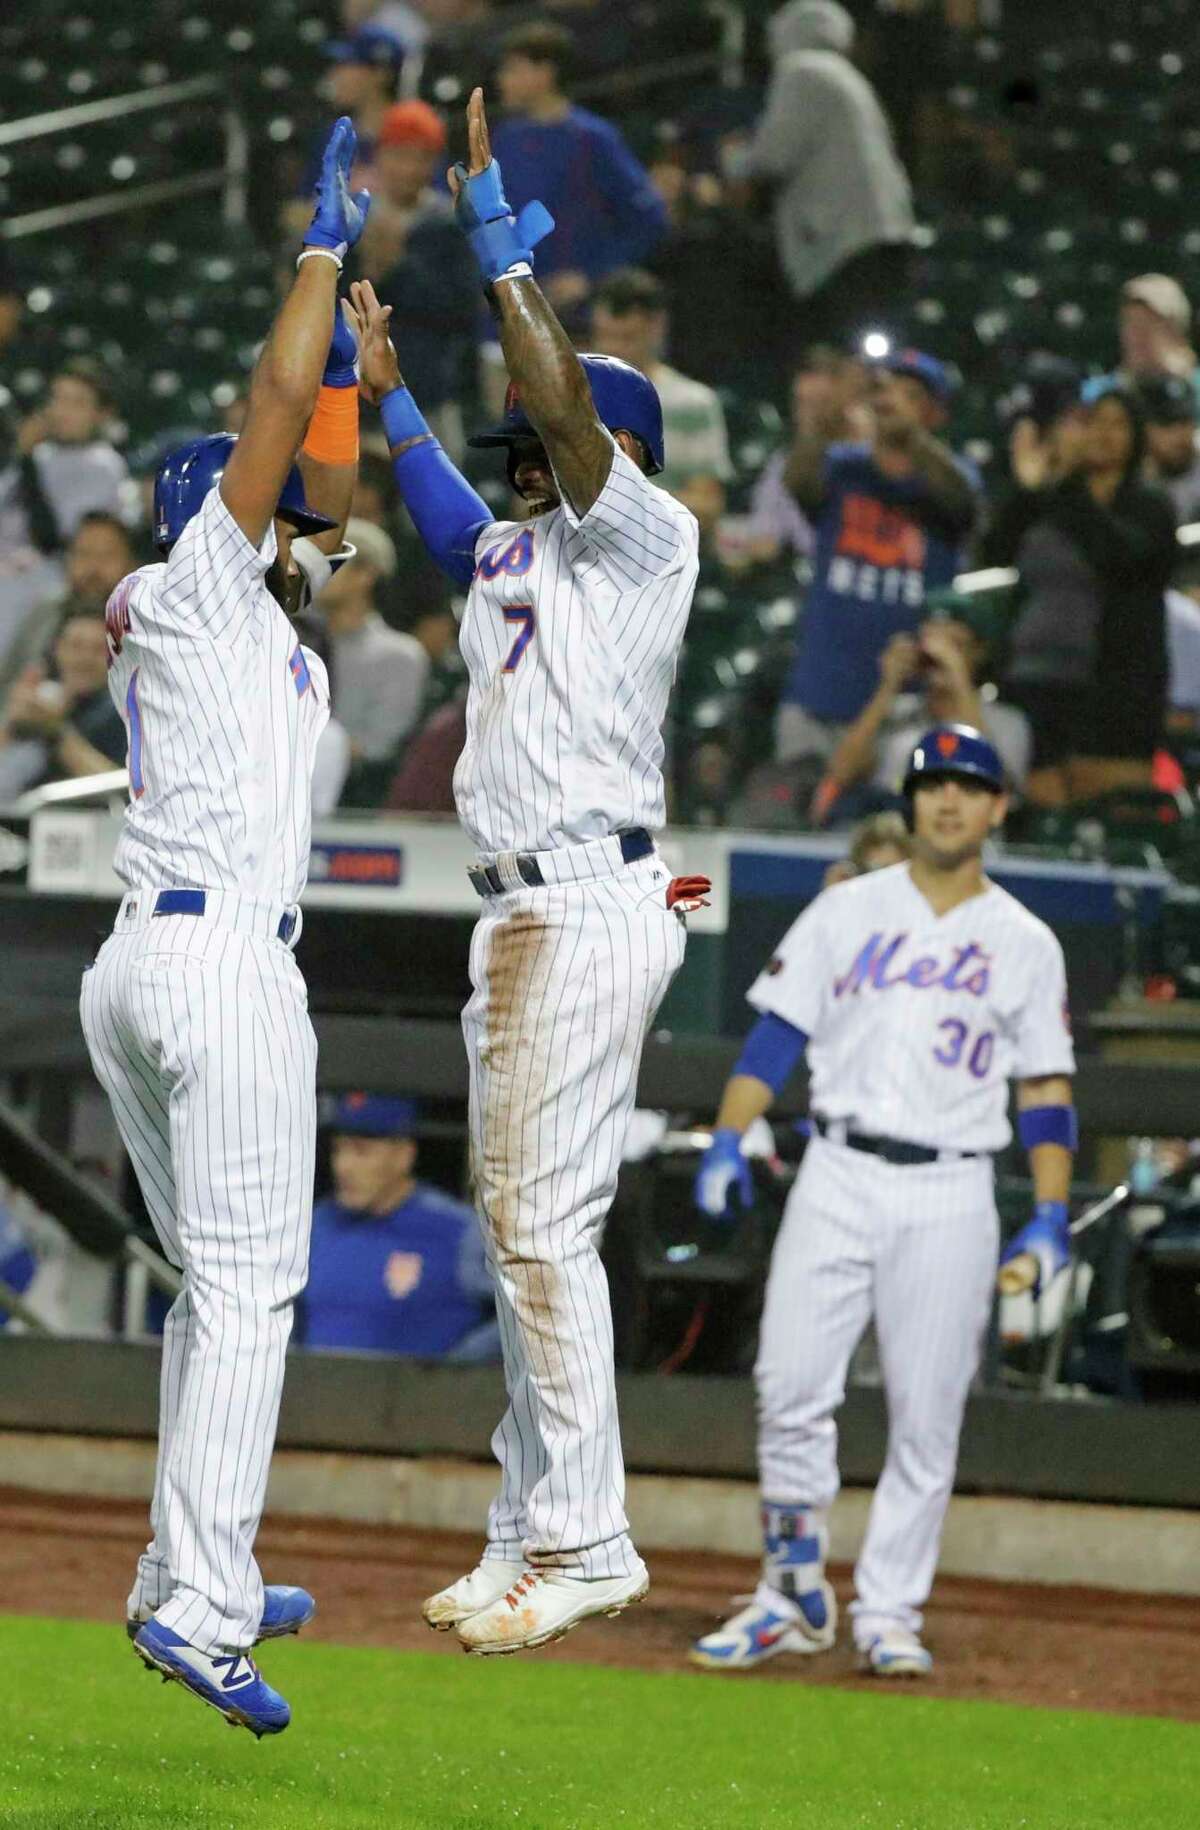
xmin=0 ymin=0 xmax=1197 ymax=840
xmin=8 ymin=0 xmax=1200 ymax=1364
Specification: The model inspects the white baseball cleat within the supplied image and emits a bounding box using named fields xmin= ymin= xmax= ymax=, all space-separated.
xmin=858 ymin=1629 xmax=934 ymax=1677
xmin=422 ymin=1558 xmax=526 ymax=1631
xmin=455 ymin=1562 xmax=649 ymax=1656
xmin=690 ymin=1584 xmax=838 ymax=1671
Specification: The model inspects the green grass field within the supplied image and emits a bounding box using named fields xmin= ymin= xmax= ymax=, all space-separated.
xmin=1 ymin=1615 xmax=1196 ymax=1830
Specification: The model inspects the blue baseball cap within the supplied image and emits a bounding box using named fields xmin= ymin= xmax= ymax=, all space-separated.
xmin=331 ymin=1093 xmax=418 ymax=1137
xmin=880 ymin=348 xmax=955 ymax=406
xmin=324 ymin=25 xmax=405 ymax=70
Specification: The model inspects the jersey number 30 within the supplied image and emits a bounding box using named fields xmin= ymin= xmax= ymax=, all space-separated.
xmin=501 ymin=604 xmax=536 ymax=672
xmin=933 ymin=1018 xmax=994 ymax=1078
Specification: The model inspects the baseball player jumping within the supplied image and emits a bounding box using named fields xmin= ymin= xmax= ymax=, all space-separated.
xmin=353 ymin=86 xmax=699 ymax=1654
xmin=690 ymin=725 xmax=1076 ymax=1677
xmin=80 ymin=119 xmax=370 ymax=1735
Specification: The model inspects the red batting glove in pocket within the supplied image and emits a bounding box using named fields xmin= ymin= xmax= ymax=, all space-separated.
xmin=666 ymin=875 xmax=712 ymax=913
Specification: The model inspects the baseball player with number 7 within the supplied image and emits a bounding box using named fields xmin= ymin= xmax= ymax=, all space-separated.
xmin=352 ymin=86 xmax=701 ymax=1654
xmin=690 ymin=724 xmax=1075 ymax=1677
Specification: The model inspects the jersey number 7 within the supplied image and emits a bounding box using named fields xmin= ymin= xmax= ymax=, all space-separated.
xmin=501 ymin=604 xmax=536 ymax=672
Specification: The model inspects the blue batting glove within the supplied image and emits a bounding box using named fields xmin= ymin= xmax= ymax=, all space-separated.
xmin=998 ymin=1200 xmax=1071 ymax=1295
xmin=694 ymin=1128 xmax=754 ymax=1224
xmin=323 ymin=303 xmax=359 ymax=389
xmin=452 ymin=157 xmax=554 ymax=284
xmin=305 ymin=117 xmax=371 ymax=259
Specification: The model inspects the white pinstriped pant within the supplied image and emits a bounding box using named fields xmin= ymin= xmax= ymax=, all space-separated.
xmin=755 ymin=1138 xmax=998 ymax=1641
xmin=80 ymin=899 xmax=317 ymax=1653
xmin=463 ymin=853 xmax=685 ymax=1580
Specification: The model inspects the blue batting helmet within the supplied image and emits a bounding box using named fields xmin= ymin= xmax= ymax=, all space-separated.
xmin=153 ymin=433 xmax=339 ymax=555
xmin=903 ymin=724 xmax=1005 ymax=797
xmin=467 ymin=354 xmax=665 ymax=475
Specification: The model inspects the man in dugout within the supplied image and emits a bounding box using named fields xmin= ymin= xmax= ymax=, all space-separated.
xmin=299 ymin=1093 xmax=499 ymax=1361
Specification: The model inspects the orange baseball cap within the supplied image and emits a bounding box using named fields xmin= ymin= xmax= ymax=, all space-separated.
xmin=377 ymin=101 xmax=447 ymax=153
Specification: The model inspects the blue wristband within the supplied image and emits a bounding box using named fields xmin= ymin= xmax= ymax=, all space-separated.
xmin=1018 ymin=1105 xmax=1078 ymax=1153
xmin=380 ymin=387 xmax=432 ymax=449
xmin=1032 ymin=1199 xmax=1070 ymax=1231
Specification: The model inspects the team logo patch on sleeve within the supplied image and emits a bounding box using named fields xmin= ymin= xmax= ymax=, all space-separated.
xmin=289 ymin=646 xmax=311 ymax=695
xmin=766 ymin=956 xmax=784 ymax=976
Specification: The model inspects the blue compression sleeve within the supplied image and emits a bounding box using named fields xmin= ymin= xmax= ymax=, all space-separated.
xmin=380 ymin=387 xmax=491 ymax=587
xmin=734 ymin=1012 xmax=808 ymax=1094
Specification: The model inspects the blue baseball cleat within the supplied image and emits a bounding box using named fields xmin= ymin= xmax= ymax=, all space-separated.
xmin=126 ymin=1584 xmax=315 ymax=1645
xmin=133 ymin=1619 xmax=291 ymax=1737
xmin=690 ymin=1585 xmax=837 ymax=1671
xmin=859 ymin=1629 xmax=934 ymax=1677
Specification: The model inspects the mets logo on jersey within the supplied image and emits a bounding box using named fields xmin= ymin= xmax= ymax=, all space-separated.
xmin=477 ymin=526 xmax=535 ymax=580
xmin=289 ymin=646 xmax=311 ymax=695
xmin=384 ymin=1252 xmax=423 ymax=1300
xmin=834 ymin=932 xmax=992 ymax=999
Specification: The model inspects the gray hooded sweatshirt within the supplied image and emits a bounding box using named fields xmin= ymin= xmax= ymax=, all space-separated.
xmin=750 ymin=0 xmax=914 ymax=299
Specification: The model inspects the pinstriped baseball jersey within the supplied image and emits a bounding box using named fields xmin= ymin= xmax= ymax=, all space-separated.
xmin=454 ymin=436 xmax=698 ymax=854
xmin=745 ymin=862 xmax=1075 ymax=1648
xmin=748 ymin=862 xmax=1075 ymax=1152
xmin=84 ymin=477 xmax=329 ymax=1656
xmin=103 ymin=485 xmax=330 ymax=900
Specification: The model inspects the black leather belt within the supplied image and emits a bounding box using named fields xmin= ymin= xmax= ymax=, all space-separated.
xmin=812 ymin=1116 xmax=982 ymax=1166
xmin=152 ymin=888 xmax=297 ymax=944
xmin=468 ymin=828 xmax=653 ymax=898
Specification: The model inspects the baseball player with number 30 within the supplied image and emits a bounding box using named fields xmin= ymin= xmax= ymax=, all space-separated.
xmin=353 ymin=87 xmax=700 ymax=1655
xmin=690 ymin=724 xmax=1075 ymax=1677
xmin=80 ymin=119 xmax=370 ymax=1736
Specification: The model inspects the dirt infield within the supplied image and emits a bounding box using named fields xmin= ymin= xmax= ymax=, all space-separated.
xmin=1 ymin=1485 xmax=1194 ymax=1720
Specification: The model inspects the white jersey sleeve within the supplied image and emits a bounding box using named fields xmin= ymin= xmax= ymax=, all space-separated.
xmin=746 ymin=890 xmax=837 ymax=1038
xmin=158 ymin=485 xmax=276 ymax=643
xmin=1013 ymin=928 xmax=1076 ymax=1080
xmin=557 ymin=434 xmax=694 ymax=592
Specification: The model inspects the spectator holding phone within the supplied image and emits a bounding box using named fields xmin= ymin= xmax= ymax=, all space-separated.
xmin=777 ymin=348 xmax=980 ymax=762
xmin=811 ymin=617 xmax=1030 ymax=824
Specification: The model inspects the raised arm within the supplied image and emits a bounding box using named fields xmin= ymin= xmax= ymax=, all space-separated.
xmin=451 ymin=88 xmax=614 ymax=519
xmin=904 ymin=431 xmax=979 ymax=538
xmin=353 ymin=280 xmax=493 ymax=588
xmin=220 ymin=118 xmax=369 ymax=549
xmin=296 ymin=301 xmax=364 ymax=555
xmin=819 ymin=632 xmax=920 ymax=812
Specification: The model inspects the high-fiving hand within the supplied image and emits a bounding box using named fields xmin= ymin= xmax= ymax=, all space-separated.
xmin=448 ymin=87 xmax=493 ymax=199
xmin=348 ymin=279 xmax=402 ymax=405
xmin=447 ymin=88 xmax=554 ymax=284
xmin=305 ymin=116 xmax=371 ymax=260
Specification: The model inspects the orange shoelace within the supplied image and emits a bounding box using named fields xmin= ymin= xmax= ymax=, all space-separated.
xmin=503 ymin=1571 xmax=546 ymax=1610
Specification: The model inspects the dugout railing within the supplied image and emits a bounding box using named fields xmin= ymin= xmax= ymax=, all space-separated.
xmin=1 ymin=1023 xmax=1195 ymax=1371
